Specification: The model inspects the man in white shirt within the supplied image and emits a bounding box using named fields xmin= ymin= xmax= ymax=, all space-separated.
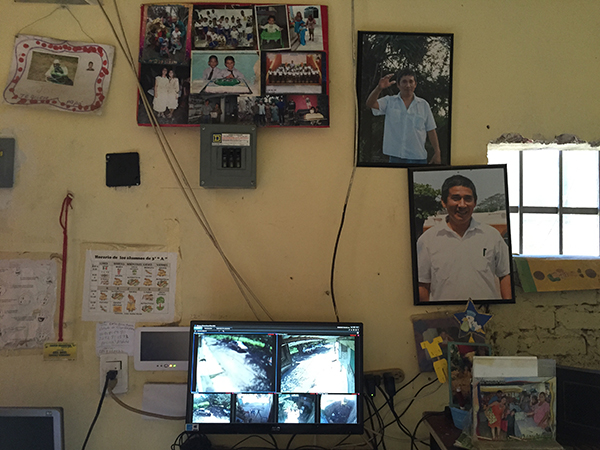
xmin=417 ymin=174 xmax=512 ymax=302
xmin=366 ymin=69 xmax=441 ymax=164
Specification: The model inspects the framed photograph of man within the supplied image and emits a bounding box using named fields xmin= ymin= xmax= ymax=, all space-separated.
xmin=408 ymin=165 xmax=515 ymax=305
xmin=356 ymin=31 xmax=453 ymax=167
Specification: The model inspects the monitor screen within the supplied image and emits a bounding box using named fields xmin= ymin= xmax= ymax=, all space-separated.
xmin=0 ymin=407 xmax=64 ymax=450
xmin=185 ymin=321 xmax=363 ymax=435
xmin=556 ymin=365 xmax=600 ymax=445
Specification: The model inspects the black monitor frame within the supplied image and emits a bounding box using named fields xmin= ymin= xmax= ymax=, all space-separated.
xmin=185 ymin=321 xmax=363 ymax=435
xmin=556 ymin=365 xmax=600 ymax=444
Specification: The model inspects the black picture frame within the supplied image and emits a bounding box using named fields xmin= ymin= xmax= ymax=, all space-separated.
xmin=408 ymin=165 xmax=515 ymax=305
xmin=356 ymin=31 xmax=453 ymax=167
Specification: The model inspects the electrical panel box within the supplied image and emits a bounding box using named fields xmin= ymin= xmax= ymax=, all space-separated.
xmin=200 ymin=124 xmax=256 ymax=189
xmin=0 ymin=138 xmax=15 ymax=188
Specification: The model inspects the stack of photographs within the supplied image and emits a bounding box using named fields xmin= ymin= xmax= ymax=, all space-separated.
xmin=137 ymin=3 xmax=329 ymax=127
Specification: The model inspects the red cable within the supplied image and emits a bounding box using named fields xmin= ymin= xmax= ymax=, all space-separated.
xmin=58 ymin=193 xmax=73 ymax=342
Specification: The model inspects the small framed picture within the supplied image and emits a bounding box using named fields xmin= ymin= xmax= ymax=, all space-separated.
xmin=473 ymin=377 xmax=556 ymax=441
xmin=448 ymin=342 xmax=492 ymax=409
xmin=356 ymin=31 xmax=453 ymax=167
xmin=255 ymin=4 xmax=291 ymax=51
xmin=140 ymin=4 xmax=192 ymax=65
xmin=191 ymin=5 xmax=257 ymax=51
xmin=287 ymin=5 xmax=325 ymax=51
xmin=408 ymin=165 xmax=515 ymax=305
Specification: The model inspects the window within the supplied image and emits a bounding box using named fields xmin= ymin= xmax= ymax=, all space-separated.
xmin=488 ymin=142 xmax=600 ymax=256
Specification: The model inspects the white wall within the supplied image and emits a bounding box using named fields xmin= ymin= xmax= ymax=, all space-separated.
xmin=1 ymin=0 xmax=600 ymax=449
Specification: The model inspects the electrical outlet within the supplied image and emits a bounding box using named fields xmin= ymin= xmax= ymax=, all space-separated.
xmin=364 ymin=368 xmax=405 ymax=385
xmin=99 ymin=354 xmax=128 ymax=394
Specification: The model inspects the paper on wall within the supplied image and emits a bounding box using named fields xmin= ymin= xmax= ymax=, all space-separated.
xmin=0 ymin=259 xmax=57 ymax=349
xmin=82 ymin=250 xmax=177 ymax=323
xmin=96 ymin=322 xmax=135 ymax=356
xmin=473 ymin=356 xmax=538 ymax=378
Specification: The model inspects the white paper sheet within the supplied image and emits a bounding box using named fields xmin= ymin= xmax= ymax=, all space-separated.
xmin=96 ymin=322 xmax=135 ymax=356
xmin=0 ymin=259 xmax=57 ymax=349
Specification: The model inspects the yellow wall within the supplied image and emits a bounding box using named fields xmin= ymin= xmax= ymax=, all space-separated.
xmin=1 ymin=0 xmax=600 ymax=449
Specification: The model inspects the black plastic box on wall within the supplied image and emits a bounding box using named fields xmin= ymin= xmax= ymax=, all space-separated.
xmin=200 ymin=124 xmax=257 ymax=189
xmin=0 ymin=138 xmax=15 ymax=188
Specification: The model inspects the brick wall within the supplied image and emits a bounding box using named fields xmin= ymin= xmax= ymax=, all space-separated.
xmin=486 ymin=288 xmax=600 ymax=369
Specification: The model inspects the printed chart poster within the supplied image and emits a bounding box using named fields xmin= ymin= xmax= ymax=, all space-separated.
xmin=0 ymin=259 xmax=57 ymax=350
xmin=82 ymin=250 xmax=177 ymax=323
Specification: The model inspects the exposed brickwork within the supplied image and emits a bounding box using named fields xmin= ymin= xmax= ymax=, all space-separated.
xmin=486 ymin=288 xmax=600 ymax=370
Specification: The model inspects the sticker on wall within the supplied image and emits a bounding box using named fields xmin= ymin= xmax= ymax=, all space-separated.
xmin=3 ymin=35 xmax=115 ymax=114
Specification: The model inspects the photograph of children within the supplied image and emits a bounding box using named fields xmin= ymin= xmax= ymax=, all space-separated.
xmin=264 ymin=52 xmax=325 ymax=94
xmin=288 ymin=5 xmax=325 ymax=51
xmin=285 ymin=94 xmax=328 ymax=126
xmin=237 ymin=95 xmax=286 ymax=127
xmin=191 ymin=51 xmax=260 ymax=96
xmin=448 ymin=343 xmax=491 ymax=409
xmin=140 ymin=4 xmax=191 ymax=65
xmin=137 ymin=64 xmax=190 ymax=125
xmin=409 ymin=165 xmax=514 ymax=306
xmin=356 ymin=32 xmax=453 ymax=167
xmin=192 ymin=6 xmax=256 ymax=51
xmin=255 ymin=4 xmax=291 ymax=51
xmin=189 ymin=95 xmax=237 ymax=125
xmin=473 ymin=379 xmax=556 ymax=441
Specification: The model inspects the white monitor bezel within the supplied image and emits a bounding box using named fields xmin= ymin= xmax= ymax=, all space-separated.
xmin=0 ymin=406 xmax=64 ymax=450
xmin=134 ymin=326 xmax=189 ymax=371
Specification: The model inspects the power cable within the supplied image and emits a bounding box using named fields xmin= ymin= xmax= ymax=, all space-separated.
xmin=97 ymin=0 xmax=273 ymax=321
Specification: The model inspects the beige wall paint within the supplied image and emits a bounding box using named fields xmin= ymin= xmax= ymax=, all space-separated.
xmin=1 ymin=0 xmax=599 ymax=448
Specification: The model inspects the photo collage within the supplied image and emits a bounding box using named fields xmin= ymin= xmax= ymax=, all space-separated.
xmin=137 ymin=3 xmax=329 ymax=127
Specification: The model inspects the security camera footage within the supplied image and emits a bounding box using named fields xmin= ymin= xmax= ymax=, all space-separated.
xmin=187 ymin=322 xmax=362 ymax=432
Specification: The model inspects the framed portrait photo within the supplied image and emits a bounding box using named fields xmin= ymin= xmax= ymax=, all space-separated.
xmin=356 ymin=31 xmax=453 ymax=167
xmin=408 ymin=165 xmax=515 ymax=305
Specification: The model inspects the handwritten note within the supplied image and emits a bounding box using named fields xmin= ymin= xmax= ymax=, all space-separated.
xmin=96 ymin=322 xmax=135 ymax=356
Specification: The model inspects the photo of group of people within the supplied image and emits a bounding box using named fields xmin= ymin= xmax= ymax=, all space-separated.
xmin=137 ymin=3 xmax=329 ymax=127
xmin=473 ymin=380 xmax=556 ymax=441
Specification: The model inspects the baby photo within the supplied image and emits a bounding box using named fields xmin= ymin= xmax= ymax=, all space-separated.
xmin=255 ymin=4 xmax=290 ymax=50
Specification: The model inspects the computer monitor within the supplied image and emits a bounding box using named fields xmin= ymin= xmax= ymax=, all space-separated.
xmin=556 ymin=365 xmax=600 ymax=445
xmin=0 ymin=407 xmax=65 ymax=450
xmin=185 ymin=321 xmax=363 ymax=435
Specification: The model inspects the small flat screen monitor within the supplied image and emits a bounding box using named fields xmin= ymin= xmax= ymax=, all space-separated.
xmin=0 ymin=407 xmax=64 ymax=450
xmin=185 ymin=321 xmax=363 ymax=435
